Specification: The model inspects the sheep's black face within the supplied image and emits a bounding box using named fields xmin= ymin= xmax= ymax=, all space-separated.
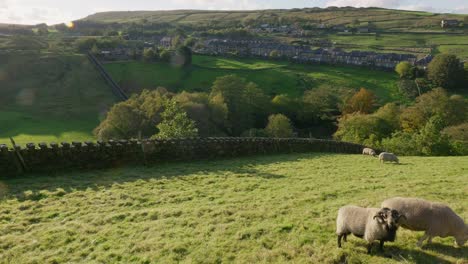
xmin=375 ymin=208 xmax=404 ymax=231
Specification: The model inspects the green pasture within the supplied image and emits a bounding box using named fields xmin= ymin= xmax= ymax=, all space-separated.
xmin=105 ymin=55 xmax=400 ymax=100
xmin=0 ymin=52 xmax=117 ymax=146
xmin=0 ymin=154 xmax=466 ymax=263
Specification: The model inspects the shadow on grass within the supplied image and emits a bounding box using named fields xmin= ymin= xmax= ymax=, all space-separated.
xmin=423 ymin=243 xmax=468 ymax=259
xmin=0 ymin=152 xmax=330 ymax=200
xmin=345 ymin=241 xmax=460 ymax=263
xmin=383 ymin=245 xmax=456 ymax=264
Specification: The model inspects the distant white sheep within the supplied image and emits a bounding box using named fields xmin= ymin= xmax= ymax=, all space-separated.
xmin=336 ymin=205 xmax=405 ymax=253
xmin=362 ymin=148 xmax=377 ymax=156
xmin=379 ymin=152 xmax=399 ymax=164
xmin=382 ymin=197 xmax=468 ymax=247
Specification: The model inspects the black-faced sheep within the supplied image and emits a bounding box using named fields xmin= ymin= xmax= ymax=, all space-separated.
xmin=382 ymin=197 xmax=468 ymax=247
xmin=379 ymin=152 xmax=399 ymax=164
xmin=362 ymin=148 xmax=377 ymax=156
xmin=336 ymin=206 xmax=405 ymax=253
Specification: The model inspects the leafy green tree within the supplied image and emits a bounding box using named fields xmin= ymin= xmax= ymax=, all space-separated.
xmin=94 ymin=89 xmax=169 ymax=140
xmin=171 ymin=35 xmax=183 ymax=49
xmin=244 ymin=82 xmax=271 ymax=127
xmin=94 ymin=102 xmax=147 ymax=140
xmin=265 ymin=114 xmax=294 ymax=138
xmin=143 ymin=48 xmax=156 ymax=62
xmin=174 ymin=92 xmax=224 ymax=137
xmin=159 ymin=49 xmax=171 ymax=62
xmin=427 ymin=54 xmax=466 ymax=90
xmin=334 ymin=113 xmax=393 ymax=145
xmin=271 ymin=94 xmax=300 ymax=119
xmin=374 ymin=103 xmax=401 ymax=130
xmin=398 ymin=79 xmax=419 ymax=99
xmin=400 ymin=88 xmax=467 ymax=132
xmin=210 ymin=75 xmax=267 ymax=135
xmin=380 ymin=131 xmax=420 ymax=156
xmin=154 ymin=99 xmax=198 ymax=139
xmin=75 ymin=38 xmax=97 ymax=52
xmin=301 ymin=86 xmax=340 ymax=125
xmin=413 ymin=116 xmax=452 ymax=156
xmin=90 ymin=44 xmax=100 ymax=55
xmin=269 ymin=50 xmax=280 ymax=58
xmin=174 ymin=46 xmax=192 ymax=67
xmin=395 ymin=61 xmax=414 ymax=79
xmin=184 ymin=37 xmax=196 ymax=47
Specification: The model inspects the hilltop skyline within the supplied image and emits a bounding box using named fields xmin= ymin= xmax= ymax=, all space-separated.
xmin=0 ymin=0 xmax=467 ymax=25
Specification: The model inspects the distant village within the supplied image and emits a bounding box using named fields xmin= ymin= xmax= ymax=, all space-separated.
xmin=99 ymin=36 xmax=434 ymax=70
xmin=92 ymin=18 xmax=467 ymax=69
xmin=195 ymin=39 xmax=433 ymax=69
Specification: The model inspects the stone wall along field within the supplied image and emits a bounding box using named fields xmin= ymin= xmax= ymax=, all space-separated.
xmin=0 ymin=138 xmax=365 ymax=176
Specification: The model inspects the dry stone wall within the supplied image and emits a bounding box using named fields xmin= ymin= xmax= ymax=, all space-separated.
xmin=0 ymin=138 xmax=365 ymax=176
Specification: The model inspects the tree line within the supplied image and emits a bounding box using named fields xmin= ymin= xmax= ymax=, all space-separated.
xmin=95 ymin=53 xmax=468 ymax=156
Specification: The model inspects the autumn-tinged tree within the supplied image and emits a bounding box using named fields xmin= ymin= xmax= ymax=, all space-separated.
xmin=342 ymin=88 xmax=377 ymax=114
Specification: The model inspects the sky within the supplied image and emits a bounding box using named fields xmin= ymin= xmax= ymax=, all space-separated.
xmin=0 ymin=0 xmax=467 ymax=25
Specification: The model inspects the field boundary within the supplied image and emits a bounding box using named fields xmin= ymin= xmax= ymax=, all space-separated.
xmin=0 ymin=138 xmax=366 ymax=175
xmin=87 ymin=52 xmax=128 ymax=101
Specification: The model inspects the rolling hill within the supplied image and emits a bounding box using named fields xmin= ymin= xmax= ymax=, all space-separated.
xmin=81 ymin=7 xmax=467 ymax=32
xmin=0 ymin=52 xmax=118 ymax=145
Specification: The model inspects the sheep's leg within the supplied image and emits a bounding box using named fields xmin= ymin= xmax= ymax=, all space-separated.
xmin=417 ymin=234 xmax=429 ymax=247
xmin=343 ymin=234 xmax=348 ymax=242
xmin=379 ymin=240 xmax=385 ymax=251
xmin=337 ymin=235 xmax=343 ymax=248
xmin=367 ymin=242 xmax=373 ymax=254
xmin=427 ymin=236 xmax=433 ymax=244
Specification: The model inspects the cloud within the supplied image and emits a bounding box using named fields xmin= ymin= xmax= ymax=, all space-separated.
xmin=171 ymin=0 xmax=268 ymax=10
xmin=0 ymin=0 xmax=73 ymax=25
xmin=453 ymin=6 xmax=468 ymax=14
xmin=326 ymin=0 xmax=401 ymax=8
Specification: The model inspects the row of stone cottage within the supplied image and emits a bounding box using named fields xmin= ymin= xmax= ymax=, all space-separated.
xmin=97 ymin=37 xmax=433 ymax=69
xmin=195 ymin=39 xmax=433 ymax=69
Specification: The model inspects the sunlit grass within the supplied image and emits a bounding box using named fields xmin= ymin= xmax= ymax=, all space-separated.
xmin=105 ymin=55 xmax=399 ymax=100
xmin=0 ymin=154 xmax=466 ymax=263
xmin=0 ymin=53 xmax=116 ymax=145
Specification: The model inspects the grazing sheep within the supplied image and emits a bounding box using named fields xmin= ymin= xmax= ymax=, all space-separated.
xmin=382 ymin=197 xmax=468 ymax=247
xmin=379 ymin=152 xmax=399 ymax=164
xmin=362 ymin=148 xmax=377 ymax=156
xmin=336 ymin=206 xmax=405 ymax=253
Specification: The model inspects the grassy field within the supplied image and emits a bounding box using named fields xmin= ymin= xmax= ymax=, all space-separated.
xmin=0 ymin=154 xmax=466 ymax=263
xmin=0 ymin=52 xmax=117 ymax=146
xmin=105 ymin=55 xmax=400 ymax=100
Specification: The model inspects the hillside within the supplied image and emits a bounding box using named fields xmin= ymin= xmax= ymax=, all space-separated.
xmin=79 ymin=7 xmax=468 ymax=61
xmin=0 ymin=154 xmax=466 ymax=263
xmin=81 ymin=7 xmax=467 ymax=32
xmin=104 ymin=55 xmax=400 ymax=100
xmin=0 ymin=52 xmax=118 ymax=145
